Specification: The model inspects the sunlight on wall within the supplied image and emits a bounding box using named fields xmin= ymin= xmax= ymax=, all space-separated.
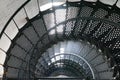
xmin=40 ymin=2 xmax=65 ymax=11
xmin=0 ymin=65 xmax=4 ymax=78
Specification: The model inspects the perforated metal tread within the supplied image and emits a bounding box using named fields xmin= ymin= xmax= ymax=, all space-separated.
xmin=3 ymin=1 xmax=120 ymax=80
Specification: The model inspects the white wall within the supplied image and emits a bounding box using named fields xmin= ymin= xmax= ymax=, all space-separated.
xmin=0 ymin=0 xmax=27 ymax=33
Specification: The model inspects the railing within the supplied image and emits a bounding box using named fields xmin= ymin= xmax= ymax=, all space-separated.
xmin=0 ymin=0 xmax=120 ymax=80
xmin=0 ymin=0 xmax=31 ymax=38
xmin=36 ymin=53 xmax=94 ymax=79
xmin=30 ymin=16 xmax=120 ymax=79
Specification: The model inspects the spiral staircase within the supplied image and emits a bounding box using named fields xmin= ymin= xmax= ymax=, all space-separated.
xmin=0 ymin=0 xmax=120 ymax=80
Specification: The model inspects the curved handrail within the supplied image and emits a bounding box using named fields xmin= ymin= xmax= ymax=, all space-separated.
xmin=30 ymin=16 xmax=120 ymax=64
xmin=36 ymin=16 xmax=120 ymax=47
xmin=1 ymin=0 xmax=120 ymax=79
xmin=46 ymin=53 xmax=95 ymax=79
xmin=0 ymin=0 xmax=31 ymax=38
xmin=30 ymin=17 xmax=118 ymax=77
xmin=32 ymin=16 xmax=120 ymax=78
xmin=1 ymin=0 xmax=120 ymax=39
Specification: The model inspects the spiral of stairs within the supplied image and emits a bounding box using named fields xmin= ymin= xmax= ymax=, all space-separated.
xmin=0 ymin=0 xmax=120 ymax=80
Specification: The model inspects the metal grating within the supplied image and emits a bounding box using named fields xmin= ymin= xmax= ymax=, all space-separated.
xmin=1 ymin=0 xmax=120 ymax=80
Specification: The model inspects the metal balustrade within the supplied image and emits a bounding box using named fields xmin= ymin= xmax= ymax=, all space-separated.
xmin=0 ymin=0 xmax=120 ymax=80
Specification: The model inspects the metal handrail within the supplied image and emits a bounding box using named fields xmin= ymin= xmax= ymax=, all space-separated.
xmin=36 ymin=16 xmax=120 ymax=48
xmin=0 ymin=0 xmax=31 ymax=38
xmin=44 ymin=53 xmax=95 ymax=79
xmin=1 ymin=0 xmax=120 ymax=79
